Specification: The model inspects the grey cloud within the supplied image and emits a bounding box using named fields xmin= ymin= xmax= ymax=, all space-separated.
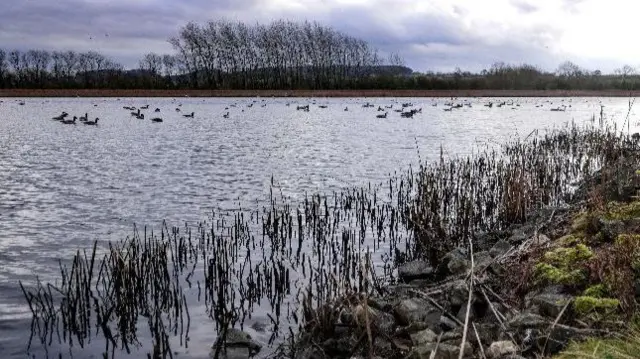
xmin=511 ymin=1 xmax=538 ymax=14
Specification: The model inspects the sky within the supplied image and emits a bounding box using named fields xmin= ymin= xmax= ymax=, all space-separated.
xmin=0 ymin=0 xmax=638 ymax=73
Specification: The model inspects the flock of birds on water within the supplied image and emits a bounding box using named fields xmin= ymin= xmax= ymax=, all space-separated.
xmin=0 ymin=97 xmax=589 ymax=128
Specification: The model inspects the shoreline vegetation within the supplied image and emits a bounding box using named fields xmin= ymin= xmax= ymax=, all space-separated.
xmin=3 ymin=20 xmax=640 ymax=93
xmin=18 ymin=112 xmax=640 ymax=358
xmin=5 ymin=89 xmax=640 ymax=98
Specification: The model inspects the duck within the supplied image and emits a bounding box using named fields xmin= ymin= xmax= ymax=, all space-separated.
xmin=151 ymin=117 xmax=163 ymax=123
xmin=84 ymin=118 xmax=99 ymax=125
xmin=183 ymin=112 xmax=194 ymax=118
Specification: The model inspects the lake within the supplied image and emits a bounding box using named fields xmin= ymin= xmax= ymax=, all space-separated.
xmin=0 ymin=96 xmax=637 ymax=358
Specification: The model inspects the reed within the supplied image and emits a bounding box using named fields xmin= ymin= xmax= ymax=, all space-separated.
xmin=19 ymin=119 xmax=640 ymax=358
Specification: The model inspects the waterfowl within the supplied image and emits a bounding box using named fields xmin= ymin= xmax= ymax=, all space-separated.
xmin=130 ymin=109 xmax=141 ymax=117
xmin=151 ymin=117 xmax=163 ymax=123
xmin=376 ymin=112 xmax=388 ymax=119
xmin=223 ymin=112 xmax=229 ymax=118
xmin=52 ymin=112 xmax=68 ymax=120
xmin=140 ymin=105 xmax=149 ymax=109
xmin=61 ymin=116 xmax=77 ymax=124
xmin=84 ymin=118 xmax=99 ymax=125
xmin=183 ymin=112 xmax=194 ymax=118
xmin=154 ymin=108 xmax=160 ymax=112
xmin=136 ymin=113 xmax=145 ymax=119
xmin=79 ymin=113 xmax=88 ymax=121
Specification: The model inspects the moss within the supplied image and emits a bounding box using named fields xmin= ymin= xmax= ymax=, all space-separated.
xmin=557 ymin=234 xmax=582 ymax=246
xmin=534 ymin=263 xmax=586 ymax=285
xmin=583 ymin=284 xmax=607 ymax=298
xmin=571 ymin=211 xmax=590 ymax=233
xmin=543 ymin=244 xmax=593 ymax=267
xmin=604 ymin=200 xmax=640 ymax=220
xmin=574 ymin=296 xmax=619 ymax=316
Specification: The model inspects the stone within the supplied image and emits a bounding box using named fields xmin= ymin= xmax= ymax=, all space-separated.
xmin=399 ymin=260 xmax=436 ymax=282
xmin=410 ymin=328 xmax=438 ymax=346
xmin=409 ymin=342 xmax=473 ymax=359
xmin=530 ymin=293 xmax=573 ymax=319
xmin=487 ymin=341 xmax=518 ymax=358
xmin=439 ymin=248 xmax=470 ymax=276
xmin=448 ymin=280 xmax=470 ymax=308
xmin=598 ymin=218 xmax=624 ymax=242
xmin=394 ymin=298 xmax=441 ymax=328
xmin=473 ymin=323 xmax=501 ymax=346
xmin=210 ymin=328 xmax=262 ymax=359
xmin=439 ymin=315 xmax=459 ymax=331
xmin=489 ymin=240 xmax=511 ymax=258
xmin=507 ymin=312 xmax=548 ymax=330
xmin=535 ymin=326 xmax=589 ymax=355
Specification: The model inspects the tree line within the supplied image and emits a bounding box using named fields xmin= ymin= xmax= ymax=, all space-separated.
xmin=1 ymin=19 xmax=640 ymax=91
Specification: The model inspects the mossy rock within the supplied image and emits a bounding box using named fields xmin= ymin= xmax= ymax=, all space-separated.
xmin=604 ymin=201 xmax=640 ymax=220
xmin=582 ymin=284 xmax=608 ymax=298
xmin=573 ymin=296 xmax=619 ymax=316
xmin=535 ymin=263 xmax=586 ymax=286
xmin=535 ymin=244 xmax=593 ymax=286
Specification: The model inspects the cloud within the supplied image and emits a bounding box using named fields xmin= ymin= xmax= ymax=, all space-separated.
xmin=0 ymin=0 xmax=636 ymax=73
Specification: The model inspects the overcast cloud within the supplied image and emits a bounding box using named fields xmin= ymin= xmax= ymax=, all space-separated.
xmin=0 ymin=0 xmax=637 ymax=72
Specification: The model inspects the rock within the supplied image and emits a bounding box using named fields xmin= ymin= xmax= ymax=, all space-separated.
xmin=487 ymin=341 xmax=518 ymax=358
xmin=448 ymin=280 xmax=470 ymax=308
xmin=409 ymin=342 xmax=472 ymax=359
xmin=394 ymin=298 xmax=441 ymax=328
xmin=439 ymin=315 xmax=459 ymax=331
xmin=530 ymin=293 xmax=573 ymax=319
xmin=211 ymin=328 xmax=262 ymax=359
xmin=489 ymin=240 xmax=511 ymax=258
xmin=399 ymin=260 xmax=436 ymax=282
xmin=508 ymin=230 xmax=527 ymax=244
xmin=474 ymin=251 xmax=493 ymax=270
xmin=410 ymin=328 xmax=438 ymax=346
xmin=507 ymin=312 xmax=548 ymax=330
xmin=535 ymin=325 xmax=590 ymax=355
xmin=598 ymin=219 xmax=624 ymax=242
xmin=440 ymin=248 xmax=470 ymax=276
xmin=473 ymin=323 xmax=501 ymax=346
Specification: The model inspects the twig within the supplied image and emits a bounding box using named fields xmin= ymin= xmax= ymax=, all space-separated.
xmin=458 ymin=237 xmax=475 ymax=359
xmin=541 ymin=299 xmax=570 ymax=355
xmin=429 ymin=332 xmax=443 ymax=359
xmin=472 ymin=322 xmax=487 ymax=359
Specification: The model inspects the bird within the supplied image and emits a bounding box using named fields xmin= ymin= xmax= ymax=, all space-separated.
xmin=376 ymin=112 xmax=388 ymax=119
xmin=84 ymin=118 xmax=99 ymax=125
xmin=52 ymin=112 xmax=68 ymax=120
xmin=183 ymin=112 xmax=194 ymax=118
xmin=61 ymin=116 xmax=77 ymax=124
xmin=223 ymin=112 xmax=229 ymax=118
xmin=130 ymin=109 xmax=141 ymax=117
xmin=151 ymin=117 xmax=163 ymax=123
xmin=154 ymin=108 xmax=160 ymax=112
xmin=79 ymin=113 xmax=88 ymax=121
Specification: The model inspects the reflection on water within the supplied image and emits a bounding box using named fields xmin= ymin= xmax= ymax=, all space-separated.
xmin=0 ymin=96 xmax=637 ymax=357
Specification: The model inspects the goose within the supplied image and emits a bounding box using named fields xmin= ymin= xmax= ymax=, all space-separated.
xmin=61 ymin=116 xmax=77 ymax=124
xmin=79 ymin=113 xmax=88 ymax=121
xmin=344 ymin=107 xmax=348 ymax=111
xmin=84 ymin=118 xmax=99 ymax=125
xmin=136 ymin=113 xmax=145 ymax=120
xmin=223 ymin=112 xmax=229 ymax=118
xmin=154 ymin=108 xmax=160 ymax=112
xmin=130 ymin=109 xmax=141 ymax=117
xmin=376 ymin=112 xmax=388 ymax=119
xmin=52 ymin=112 xmax=69 ymax=120
xmin=183 ymin=112 xmax=194 ymax=118
xmin=175 ymin=108 xmax=181 ymax=112
xmin=140 ymin=105 xmax=149 ymax=109
xmin=151 ymin=117 xmax=163 ymax=123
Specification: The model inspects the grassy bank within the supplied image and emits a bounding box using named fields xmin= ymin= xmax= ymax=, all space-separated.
xmin=4 ymin=88 xmax=640 ymax=98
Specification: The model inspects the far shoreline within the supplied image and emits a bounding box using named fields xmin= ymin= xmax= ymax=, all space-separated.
xmin=2 ymin=89 xmax=640 ymax=98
